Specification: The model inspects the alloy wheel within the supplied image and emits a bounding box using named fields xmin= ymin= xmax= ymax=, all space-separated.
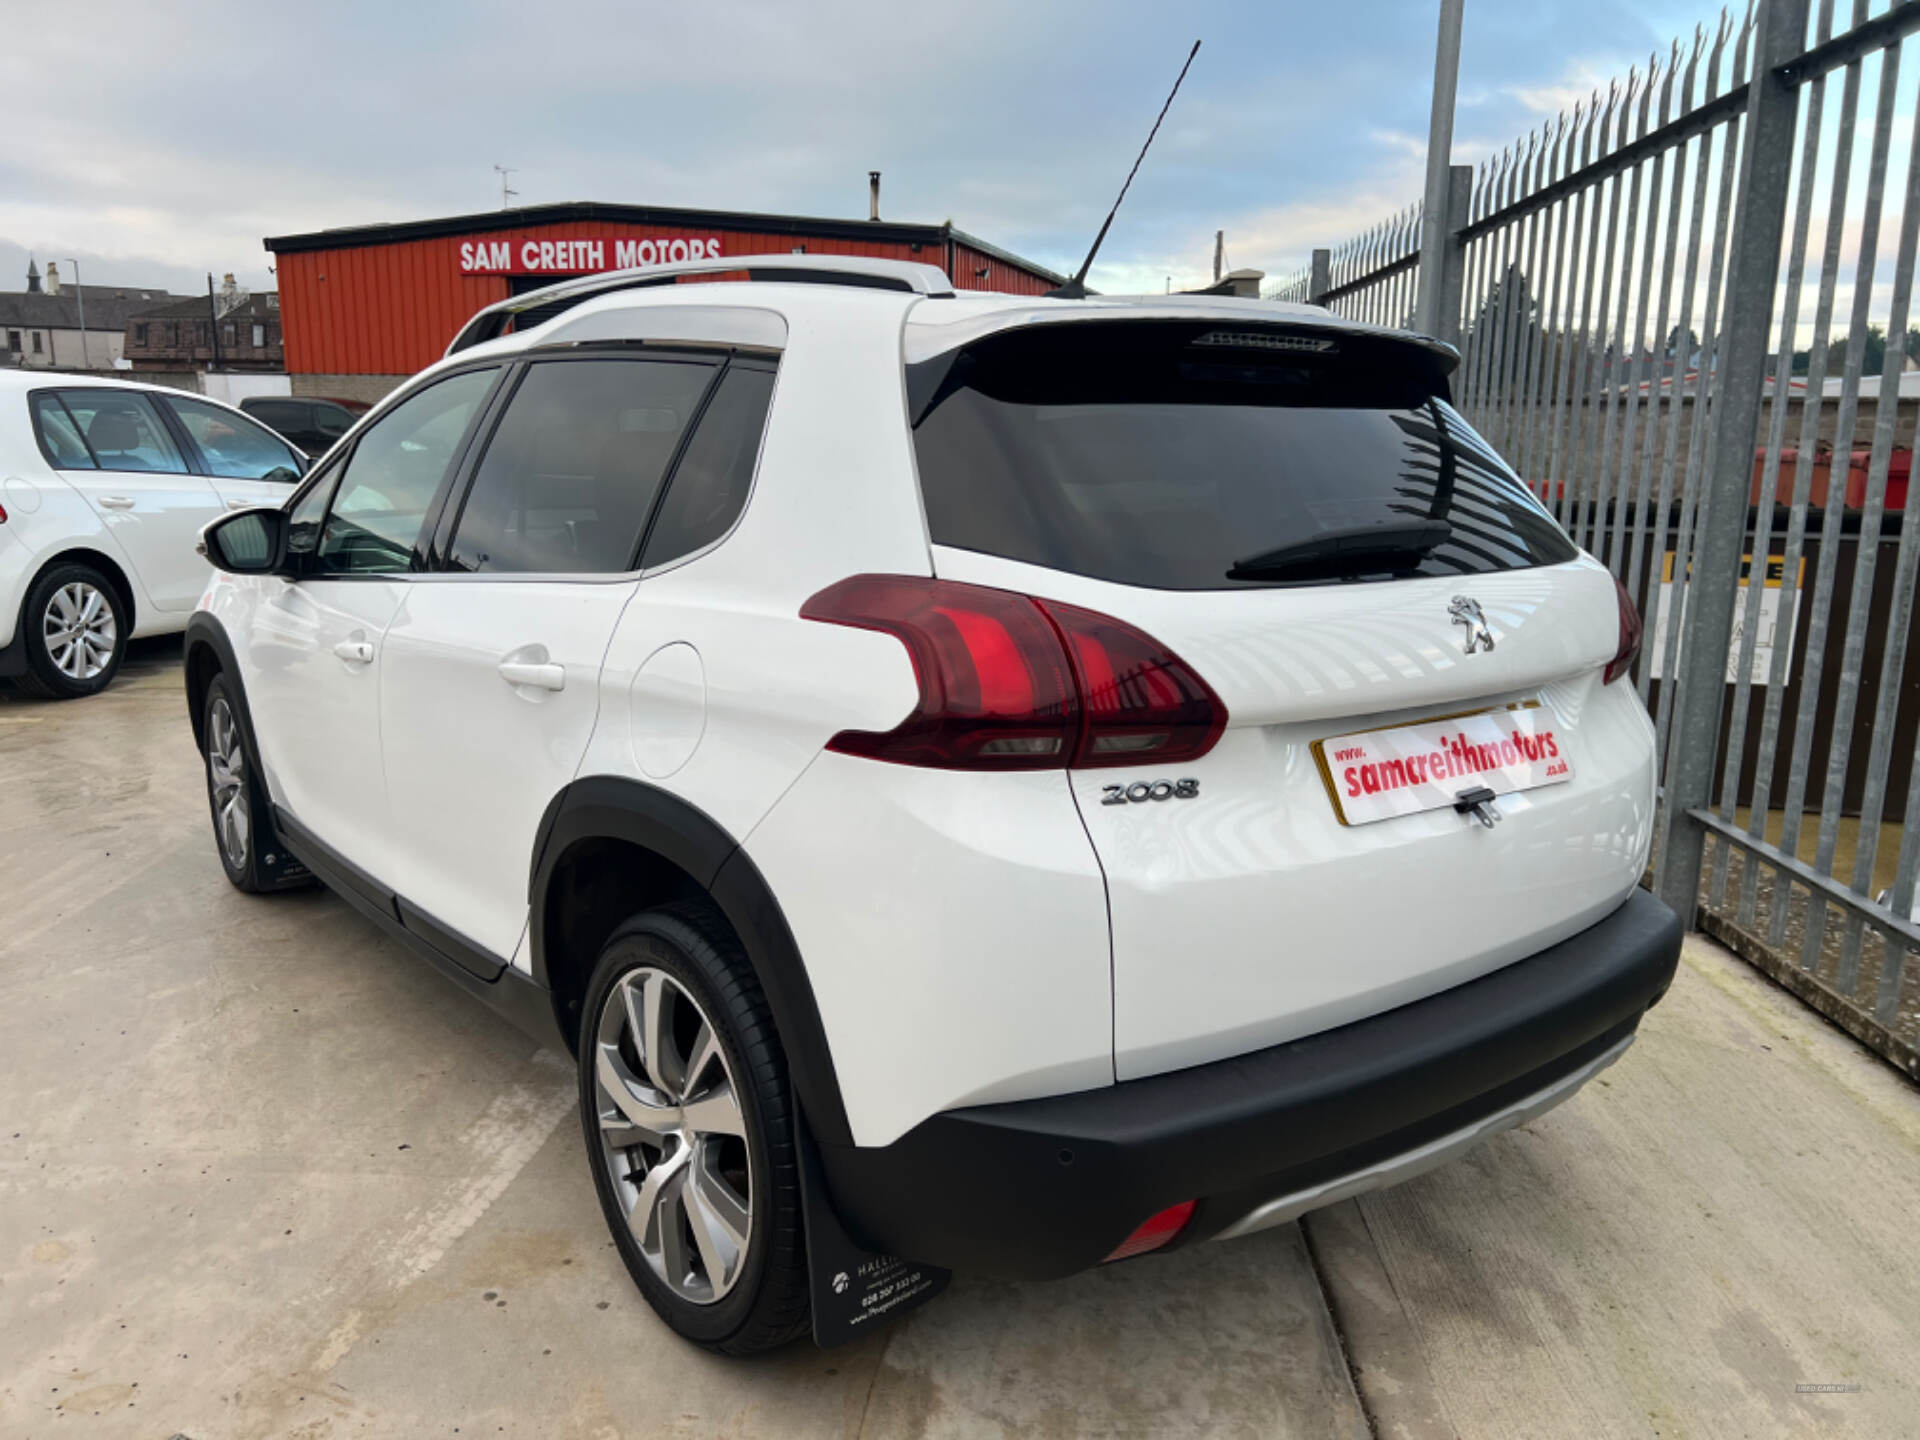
xmin=207 ymin=698 xmax=250 ymax=870
xmin=42 ymin=581 xmax=116 ymax=681
xmin=593 ymin=966 xmax=753 ymax=1304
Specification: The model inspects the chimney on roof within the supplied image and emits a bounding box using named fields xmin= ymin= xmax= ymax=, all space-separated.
xmin=218 ymin=272 xmax=240 ymax=314
xmin=25 ymin=257 xmax=41 ymax=293
xmin=869 ymin=171 xmax=881 ymax=222
xmin=44 ymin=261 xmax=61 ymax=296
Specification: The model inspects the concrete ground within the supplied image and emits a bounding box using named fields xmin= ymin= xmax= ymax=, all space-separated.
xmin=3 ymin=641 xmax=1917 ymax=1439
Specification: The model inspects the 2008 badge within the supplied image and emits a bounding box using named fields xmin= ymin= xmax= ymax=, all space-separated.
xmin=1101 ymin=778 xmax=1200 ymax=805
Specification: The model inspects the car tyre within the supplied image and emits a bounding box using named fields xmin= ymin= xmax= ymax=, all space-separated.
xmin=14 ymin=562 xmax=127 ymax=699
xmin=579 ymin=903 xmax=811 ymax=1354
xmin=202 ymin=672 xmax=283 ymax=893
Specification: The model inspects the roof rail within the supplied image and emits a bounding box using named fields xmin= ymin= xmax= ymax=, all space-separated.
xmin=446 ymin=254 xmax=956 ymax=355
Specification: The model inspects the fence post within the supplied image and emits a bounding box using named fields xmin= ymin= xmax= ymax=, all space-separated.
xmin=1415 ymin=0 xmax=1465 ymax=337
xmin=1656 ymin=0 xmax=1810 ymax=923
xmin=1436 ymin=164 xmax=1473 ymax=347
xmin=1309 ymin=248 xmax=1332 ymax=303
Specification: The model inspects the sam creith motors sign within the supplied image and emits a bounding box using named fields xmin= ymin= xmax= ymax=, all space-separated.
xmin=459 ymin=236 xmax=726 ymax=276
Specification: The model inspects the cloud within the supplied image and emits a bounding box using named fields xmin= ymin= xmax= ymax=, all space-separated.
xmin=2 ymin=0 xmax=1684 ymax=308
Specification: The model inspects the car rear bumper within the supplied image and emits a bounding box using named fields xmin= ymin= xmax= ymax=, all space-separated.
xmin=815 ymin=885 xmax=1682 ymax=1280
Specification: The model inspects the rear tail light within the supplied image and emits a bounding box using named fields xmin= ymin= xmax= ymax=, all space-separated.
xmin=800 ymin=576 xmax=1079 ymax=769
xmin=1037 ymin=599 xmax=1228 ymax=765
xmin=1604 ymin=573 xmax=1642 ymax=685
xmin=1104 ymin=1199 xmax=1197 ymax=1261
xmin=801 ymin=575 xmax=1227 ymax=771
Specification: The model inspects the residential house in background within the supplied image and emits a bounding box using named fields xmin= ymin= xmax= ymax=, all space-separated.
xmin=122 ymin=276 xmax=283 ymax=372
xmin=0 ymin=258 xmax=186 ymax=369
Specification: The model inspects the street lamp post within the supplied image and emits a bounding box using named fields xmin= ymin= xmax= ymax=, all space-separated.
xmin=61 ymin=259 xmax=89 ymax=370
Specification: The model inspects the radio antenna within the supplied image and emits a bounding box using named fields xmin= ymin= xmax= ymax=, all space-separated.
xmin=1049 ymin=40 xmax=1201 ymax=299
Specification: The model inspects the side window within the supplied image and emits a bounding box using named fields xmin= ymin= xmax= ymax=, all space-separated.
xmin=314 ymin=368 xmax=496 ymax=575
xmin=641 ymin=365 xmax=775 ymax=568
xmin=446 ymin=358 xmax=714 ymax=575
xmin=166 ymin=396 xmax=304 ymax=481
xmin=314 ymin=405 xmax=353 ymax=440
xmin=248 ymin=400 xmax=306 ymax=434
xmin=31 ymin=394 xmax=96 ymax=468
xmin=54 ymin=390 xmax=186 ymax=473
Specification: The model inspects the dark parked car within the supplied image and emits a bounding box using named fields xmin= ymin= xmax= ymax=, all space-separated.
xmin=239 ymin=395 xmax=369 ymax=457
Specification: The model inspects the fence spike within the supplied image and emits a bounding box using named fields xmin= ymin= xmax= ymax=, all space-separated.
xmin=1681 ymin=23 xmax=1706 ymax=111
xmin=1730 ymin=0 xmax=1755 ymax=80
xmin=1710 ymin=7 xmax=1732 ymax=79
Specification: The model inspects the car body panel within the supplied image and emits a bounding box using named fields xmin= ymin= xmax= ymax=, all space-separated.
xmin=379 ymin=576 xmax=641 ymax=961
xmin=745 ymin=752 xmax=1115 ymax=1148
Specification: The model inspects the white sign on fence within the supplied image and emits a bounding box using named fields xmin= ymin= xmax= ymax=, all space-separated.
xmin=1648 ymin=551 xmax=1802 ymax=685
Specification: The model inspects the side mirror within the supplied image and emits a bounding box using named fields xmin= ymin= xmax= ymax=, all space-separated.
xmin=200 ymin=507 xmax=288 ymax=575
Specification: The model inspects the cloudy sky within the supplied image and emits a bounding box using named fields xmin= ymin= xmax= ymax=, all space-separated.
xmin=3 ymin=0 xmax=1708 ymax=301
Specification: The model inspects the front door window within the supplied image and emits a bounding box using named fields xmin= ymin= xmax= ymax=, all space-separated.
xmin=314 ymin=369 xmax=496 ymax=574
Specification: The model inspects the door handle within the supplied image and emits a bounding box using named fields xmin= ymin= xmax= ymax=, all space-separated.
xmin=226 ymin=499 xmax=252 ymax=509
xmin=498 ymin=659 xmax=565 ymax=692
xmin=98 ymin=496 xmax=134 ymax=509
xmin=333 ymin=639 xmax=375 ymax=665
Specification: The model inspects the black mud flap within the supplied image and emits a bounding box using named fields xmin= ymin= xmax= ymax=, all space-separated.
xmin=255 ymin=821 xmax=315 ymax=891
xmin=796 ymin=1109 xmax=950 ymax=1348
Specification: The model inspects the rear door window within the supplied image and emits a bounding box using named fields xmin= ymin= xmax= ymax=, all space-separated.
xmin=908 ymin=322 xmax=1576 ymax=590
xmin=640 ymin=362 xmax=774 ymax=569
xmin=51 ymin=390 xmax=187 ymax=474
xmin=445 ymin=357 xmax=715 ymax=575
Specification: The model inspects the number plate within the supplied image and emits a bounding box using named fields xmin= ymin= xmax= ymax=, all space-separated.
xmin=1311 ymin=702 xmax=1573 ymax=827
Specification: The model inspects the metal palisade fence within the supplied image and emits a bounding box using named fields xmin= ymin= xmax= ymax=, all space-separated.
xmin=1275 ymin=0 xmax=1920 ymax=1079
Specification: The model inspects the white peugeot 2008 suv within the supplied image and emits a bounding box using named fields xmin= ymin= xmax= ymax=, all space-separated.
xmin=0 ymin=371 xmax=308 ymax=697
xmin=185 ymin=256 xmax=1681 ymax=1355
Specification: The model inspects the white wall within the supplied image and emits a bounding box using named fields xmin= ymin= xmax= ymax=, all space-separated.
xmin=201 ymin=371 xmax=290 ymax=405
xmin=46 ymin=327 xmax=125 ymax=369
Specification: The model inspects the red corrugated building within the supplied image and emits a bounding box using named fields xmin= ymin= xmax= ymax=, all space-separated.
xmin=264 ymin=201 xmax=1062 ymax=400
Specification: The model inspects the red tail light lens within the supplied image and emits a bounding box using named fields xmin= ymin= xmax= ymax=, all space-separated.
xmin=800 ymin=575 xmax=1079 ymax=769
xmin=801 ymin=576 xmax=1228 ymax=771
xmin=1038 ymin=600 xmax=1228 ymax=766
xmin=1104 ymin=1199 xmax=1197 ymax=1261
xmin=1604 ymin=573 xmax=1642 ymax=685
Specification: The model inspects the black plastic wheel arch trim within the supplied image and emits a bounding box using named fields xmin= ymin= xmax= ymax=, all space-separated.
xmin=528 ymin=774 xmax=854 ymax=1149
xmin=813 ymin=886 xmax=1683 ymax=1281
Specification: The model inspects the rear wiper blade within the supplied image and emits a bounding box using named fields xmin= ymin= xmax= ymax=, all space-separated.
xmin=1227 ymin=520 xmax=1453 ymax=581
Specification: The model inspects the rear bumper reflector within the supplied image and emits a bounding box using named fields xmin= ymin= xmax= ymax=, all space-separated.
xmin=1103 ymin=1199 xmax=1198 ymax=1261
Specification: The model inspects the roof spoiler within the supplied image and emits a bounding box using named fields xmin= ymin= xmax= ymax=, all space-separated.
xmin=446 ymin=254 xmax=956 ymax=356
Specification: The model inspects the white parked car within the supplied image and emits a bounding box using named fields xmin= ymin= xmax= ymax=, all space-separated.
xmin=0 ymin=372 xmax=306 ymax=697
xmin=185 ymin=256 xmax=1682 ymax=1354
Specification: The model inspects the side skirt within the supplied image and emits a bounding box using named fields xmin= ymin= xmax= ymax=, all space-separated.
xmin=275 ymin=806 xmax=566 ymax=1053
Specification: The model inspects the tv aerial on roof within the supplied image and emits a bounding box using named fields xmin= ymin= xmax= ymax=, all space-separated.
xmin=1048 ymin=40 xmax=1201 ymax=300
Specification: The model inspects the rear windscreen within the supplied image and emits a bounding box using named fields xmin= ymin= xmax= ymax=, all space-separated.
xmin=908 ymin=321 xmax=1577 ymax=590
